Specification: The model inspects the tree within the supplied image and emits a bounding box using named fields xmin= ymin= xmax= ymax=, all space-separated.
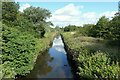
xmin=82 ymin=24 xmax=95 ymax=36
xmin=91 ymin=16 xmax=109 ymax=38
xmin=108 ymin=15 xmax=120 ymax=40
xmin=23 ymin=6 xmax=51 ymax=37
xmin=2 ymin=2 xmax=19 ymax=26
xmin=55 ymin=26 xmax=60 ymax=31
xmin=23 ymin=6 xmax=51 ymax=24
xmin=64 ymin=25 xmax=77 ymax=32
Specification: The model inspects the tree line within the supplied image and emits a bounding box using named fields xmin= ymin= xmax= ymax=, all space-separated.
xmin=63 ymin=14 xmax=120 ymax=41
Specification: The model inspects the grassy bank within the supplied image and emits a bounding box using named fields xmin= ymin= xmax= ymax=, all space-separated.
xmin=61 ymin=32 xmax=120 ymax=79
xmin=1 ymin=31 xmax=56 ymax=79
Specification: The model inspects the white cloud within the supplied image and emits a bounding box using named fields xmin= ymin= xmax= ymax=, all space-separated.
xmin=99 ymin=11 xmax=117 ymax=20
xmin=18 ymin=3 xmax=117 ymax=28
xmin=49 ymin=9 xmax=117 ymax=28
xmin=19 ymin=3 xmax=30 ymax=12
xmin=54 ymin=3 xmax=82 ymax=16
xmin=48 ymin=3 xmax=84 ymax=27
xmin=83 ymin=12 xmax=96 ymax=19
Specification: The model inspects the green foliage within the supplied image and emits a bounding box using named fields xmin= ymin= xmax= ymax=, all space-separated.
xmin=64 ymin=15 xmax=120 ymax=41
xmin=1 ymin=1 xmax=55 ymax=79
xmin=49 ymin=27 xmax=55 ymax=32
xmin=23 ymin=6 xmax=51 ymax=24
xmin=78 ymin=24 xmax=94 ymax=36
xmin=77 ymin=52 xmax=119 ymax=78
xmin=2 ymin=24 xmax=38 ymax=76
xmin=23 ymin=6 xmax=51 ymax=38
xmin=2 ymin=2 xmax=19 ymax=27
xmin=64 ymin=25 xmax=79 ymax=32
xmin=62 ymin=32 xmax=120 ymax=79
xmin=108 ymin=15 xmax=120 ymax=40
xmin=0 ymin=61 xmax=17 ymax=79
xmin=1 ymin=24 xmax=55 ymax=79
xmin=90 ymin=16 xmax=109 ymax=38
xmin=55 ymin=26 xmax=60 ymax=31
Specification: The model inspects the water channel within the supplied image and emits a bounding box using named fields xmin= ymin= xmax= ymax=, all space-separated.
xmin=22 ymin=35 xmax=74 ymax=79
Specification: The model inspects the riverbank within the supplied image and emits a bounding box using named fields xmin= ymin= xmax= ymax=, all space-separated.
xmin=19 ymin=34 xmax=74 ymax=79
xmin=1 ymin=32 xmax=57 ymax=79
xmin=61 ymin=32 xmax=120 ymax=79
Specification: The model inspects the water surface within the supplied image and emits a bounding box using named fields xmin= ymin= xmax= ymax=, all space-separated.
xmin=25 ymin=35 xmax=74 ymax=78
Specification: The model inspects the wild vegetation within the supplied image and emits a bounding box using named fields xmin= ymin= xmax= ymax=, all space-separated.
xmin=63 ymin=15 xmax=120 ymax=41
xmin=61 ymin=3 xmax=120 ymax=78
xmin=62 ymin=32 xmax=120 ymax=79
xmin=1 ymin=1 xmax=120 ymax=79
xmin=1 ymin=2 xmax=56 ymax=79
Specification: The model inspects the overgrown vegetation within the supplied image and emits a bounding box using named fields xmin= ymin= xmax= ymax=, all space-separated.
xmin=1 ymin=2 xmax=56 ymax=79
xmin=62 ymin=32 xmax=120 ymax=79
xmin=61 ymin=4 xmax=120 ymax=78
xmin=62 ymin=15 xmax=120 ymax=41
xmin=1 ymin=1 xmax=120 ymax=79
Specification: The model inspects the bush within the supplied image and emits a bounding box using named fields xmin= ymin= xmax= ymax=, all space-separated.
xmin=77 ymin=48 xmax=119 ymax=78
xmin=2 ymin=24 xmax=38 ymax=77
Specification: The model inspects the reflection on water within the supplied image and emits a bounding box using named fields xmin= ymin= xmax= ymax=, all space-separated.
xmin=25 ymin=35 xmax=73 ymax=78
xmin=25 ymin=51 xmax=53 ymax=78
xmin=53 ymin=36 xmax=66 ymax=54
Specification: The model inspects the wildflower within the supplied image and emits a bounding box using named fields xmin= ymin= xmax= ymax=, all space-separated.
xmin=12 ymin=68 xmax=14 ymax=70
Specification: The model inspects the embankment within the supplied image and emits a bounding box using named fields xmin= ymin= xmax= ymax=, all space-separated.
xmin=61 ymin=32 xmax=120 ymax=79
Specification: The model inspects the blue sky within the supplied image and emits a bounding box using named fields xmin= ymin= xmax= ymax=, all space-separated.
xmin=19 ymin=2 xmax=118 ymax=27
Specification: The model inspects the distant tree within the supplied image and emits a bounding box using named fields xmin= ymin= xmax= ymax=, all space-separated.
xmin=77 ymin=24 xmax=94 ymax=36
xmin=60 ymin=27 xmax=64 ymax=31
xmin=55 ymin=26 xmax=60 ymax=31
xmin=64 ymin=25 xmax=77 ymax=32
xmin=64 ymin=26 xmax=70 ymax=32
xmin=83 ymin=24 xmax=95 ymax=36
xmin=91 ymin=16 xmax=109 ymax=38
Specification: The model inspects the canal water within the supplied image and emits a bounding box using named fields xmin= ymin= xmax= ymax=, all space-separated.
xmin=24 ymin=35 xmax=74 ymax=79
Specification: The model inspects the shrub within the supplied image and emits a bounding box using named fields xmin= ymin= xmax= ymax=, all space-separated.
xmin=2 ymin=24 xmax=38 ymax=77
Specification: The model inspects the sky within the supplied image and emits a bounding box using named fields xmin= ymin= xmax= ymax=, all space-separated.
xmin=18 ymin=2 xmax=119 ymax=28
